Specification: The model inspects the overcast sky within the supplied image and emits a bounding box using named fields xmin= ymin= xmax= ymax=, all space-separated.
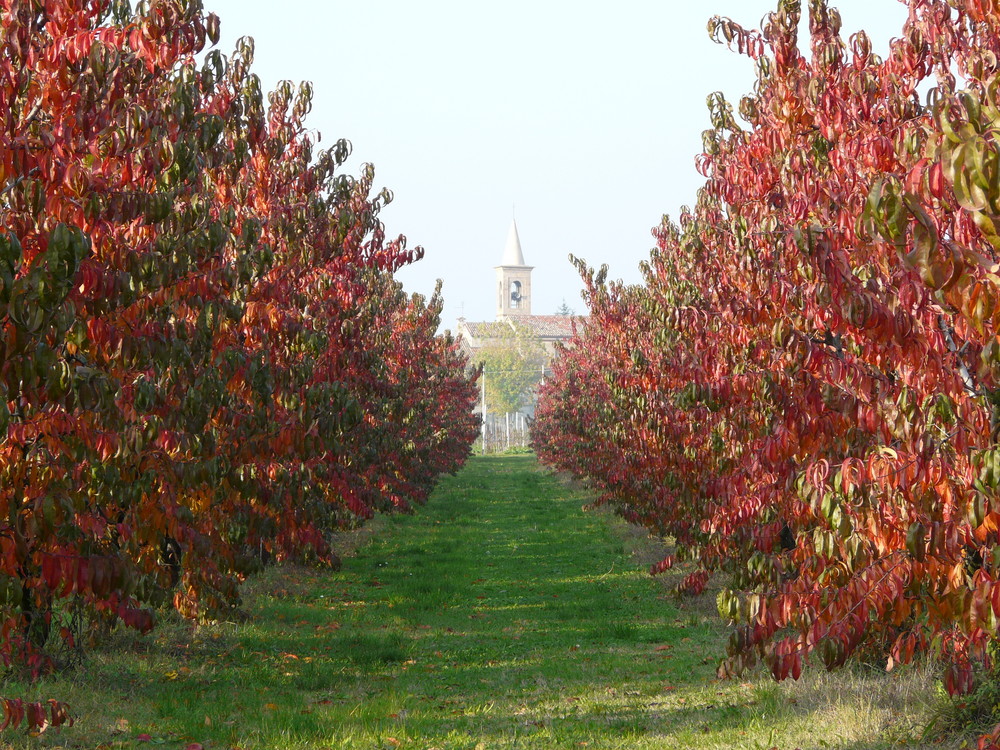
xmin=202 ymin=1 xmax=909 ymax=331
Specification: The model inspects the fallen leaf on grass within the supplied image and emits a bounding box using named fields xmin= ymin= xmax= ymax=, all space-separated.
xmin=654 ymin=645 xmax=672 ymax=652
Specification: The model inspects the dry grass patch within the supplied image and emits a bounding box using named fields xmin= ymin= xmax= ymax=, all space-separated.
xmin=564 ymin=473 xmax=958 ymax=748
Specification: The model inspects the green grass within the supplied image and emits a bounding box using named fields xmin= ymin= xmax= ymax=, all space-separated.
xmin=0 ymin=455 xmax=961 ymax=748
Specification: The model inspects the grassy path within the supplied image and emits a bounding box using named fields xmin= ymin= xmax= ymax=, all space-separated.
xmin=14 ymin=455 xmax=943 ymax=749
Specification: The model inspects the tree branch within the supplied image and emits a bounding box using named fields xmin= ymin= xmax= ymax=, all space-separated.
xmin=937 ymin=316 xmax=978 ymax=397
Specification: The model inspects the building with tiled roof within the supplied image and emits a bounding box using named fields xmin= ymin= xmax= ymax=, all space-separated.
xmin=458 ymin=315 xmax=583 ymax=359
xmin=456 ymin=220 xmax=586 ymax=362
xmin=456 ymin=222 xmax=586 ymax=429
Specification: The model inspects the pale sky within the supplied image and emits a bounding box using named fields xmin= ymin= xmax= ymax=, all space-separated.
xmin=202 ymin=1 xmax=909 ymax=331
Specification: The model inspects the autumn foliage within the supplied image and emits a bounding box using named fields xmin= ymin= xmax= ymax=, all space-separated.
xmin=534 ymin=0 xmax=1000 ymax=717
xmin=0 ymin=0 xmax=478 ymax=729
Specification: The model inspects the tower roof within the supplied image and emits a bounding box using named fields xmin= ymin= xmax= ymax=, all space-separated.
xmin=499 ymin=219 xmax=526 ymax=266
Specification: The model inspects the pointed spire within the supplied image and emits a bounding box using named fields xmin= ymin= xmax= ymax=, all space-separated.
xmin=500 ymin=219 xmax=526 ymax=266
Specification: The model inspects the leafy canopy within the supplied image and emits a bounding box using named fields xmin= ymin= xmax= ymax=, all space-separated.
xmin=474 ymin=321 xmax=546 ymax=415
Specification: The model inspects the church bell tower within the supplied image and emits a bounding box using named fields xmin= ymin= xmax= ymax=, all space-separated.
xmin=495 ymin=220 xmax=533 ymax=318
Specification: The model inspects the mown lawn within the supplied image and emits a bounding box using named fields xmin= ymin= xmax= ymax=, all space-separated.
xmin=1 ymin=455 xmax=958 ymax=749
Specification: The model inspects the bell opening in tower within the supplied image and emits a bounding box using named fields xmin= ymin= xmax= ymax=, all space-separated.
xmin=510 ymin=280 xmax=522 ymax=309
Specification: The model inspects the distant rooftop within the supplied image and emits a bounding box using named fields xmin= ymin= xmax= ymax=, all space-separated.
xmin=463 ymin=321 xmax=514 ymax=339
xmin=461 ymin=315 xmax=584 ymax=341
xmin=511 ymin=315 xmax=582 ymax=338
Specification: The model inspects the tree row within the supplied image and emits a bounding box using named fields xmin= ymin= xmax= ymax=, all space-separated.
xmin=535 ymin=1 xmax=1000 ymax=737
xmin=0 ymin=1 xmax=479 ymax=727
